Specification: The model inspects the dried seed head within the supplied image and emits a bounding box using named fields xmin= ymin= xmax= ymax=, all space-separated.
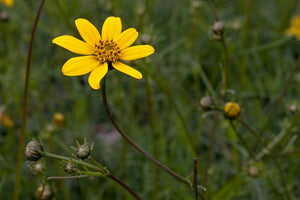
xmin=200 ymin=96 xmax=214 ymax=111
xmin=223 ymin=102 xmax=240 ymax=120
xmin=288 ymin=103 xmax=298 ymax=113
xmin=25 ymin=140 xmax=43 ymax=161
xmin=248 ymin=166 xmax=259 ymax=178
xmin=36 ymin=184 xmax=53 ymax=200
xmin=141 ymin=34 xmax=152 ymax=44
xmin=31 ymin=162 xmax=44 ymax=174
xmin=0 ymin=12 xmax=9 ymax=22
xmin=76 ymin=144 xmax=91 ymax=160
xmin=64 ymin=162 xmax=76 ymax=174
xmin=212 ymin=21 xmax=225 ymax=34
xmin=52 ymin=112 xmax=65 ymax=127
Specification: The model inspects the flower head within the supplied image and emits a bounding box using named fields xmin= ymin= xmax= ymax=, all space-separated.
xmin=0 ymin=0 xmax=13 ymax=7
xmin=53 ymin=16 xmax=155 ymax=89
xmin=286 ymin=15 xmax=300 ymax=40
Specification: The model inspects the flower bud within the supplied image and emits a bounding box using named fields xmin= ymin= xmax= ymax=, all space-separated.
xmin=223 ymin=102 xmax=240 ymax=120
xmin=36 ymin=184 xmax=53 ymax=200
xmin=25 ymin=140 xmax=43 ymax=161
xmin=200 ymin=96 xmax=214 ymax=111
xmin=52 ymin=112 xmax=65 ymax=127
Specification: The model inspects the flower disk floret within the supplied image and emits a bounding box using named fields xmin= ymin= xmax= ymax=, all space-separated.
xmin=52 ymin=16 xmax=155 ymax=89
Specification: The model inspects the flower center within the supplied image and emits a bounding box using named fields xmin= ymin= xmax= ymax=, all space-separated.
xmin=94 ymin=39 xmax=121 ymax=64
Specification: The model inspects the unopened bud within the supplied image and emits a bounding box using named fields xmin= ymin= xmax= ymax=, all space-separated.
xmin=52 ymin=112 xmax=65 ymax=127
xmin=25 ymin=140 xmax=43 ymax=161
xmin=36 ymin=184 xmax=53 ymax=200
xmin=223 ymin=102 xmax=240 ymax=120
xmin=200 ymin=96 xmax=213 ymax=111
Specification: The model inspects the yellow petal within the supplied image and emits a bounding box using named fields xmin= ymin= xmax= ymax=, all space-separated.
xmin=101 ymin=16 xmax=122 ymax=41
xmin=112 ymin=62 xmax=142 ymax=79
xmin=120 ymin=45 xmax=155 ymax=61
xmin=75 ymin=18 xmax=101 ymax=47
xmin=52 ymin=35 xmax=94 ymax=55
xmin=115 ymin=28 xmax=138 ymax=50
xmin=62 ymin=56 xmax=99 ymax=76
xmin=88 ymin=63 xmax=108 ymax=90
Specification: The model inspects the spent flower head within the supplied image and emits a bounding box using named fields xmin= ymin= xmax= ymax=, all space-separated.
xmin=286 ymin=15 xmax=300 ymax=41
xmin=74 ymin=138 xmax=93 ymax=160
xmin=53 ymin=16 xmax=155 ymax=90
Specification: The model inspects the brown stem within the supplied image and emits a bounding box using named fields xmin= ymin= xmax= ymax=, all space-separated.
xmin=13 ymin=1 xmax=46 ymax=199
xmin=206 ymin=0 xmax=220 ymax=21
xmin=108 ymin=174 xmax=142 ymax=200
xmin=101 ymin=76 xmax=192 ymax=188
xmin=193 ymin=158 xmax=198 ymax=200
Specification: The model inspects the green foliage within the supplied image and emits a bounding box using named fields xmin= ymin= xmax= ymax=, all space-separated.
xmin=0 ymin=0 xmax=300 ymax=199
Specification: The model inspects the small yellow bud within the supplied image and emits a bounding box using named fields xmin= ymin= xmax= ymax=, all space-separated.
xmin=52 ymin=112 xmax=65 ymax=127
xmin=223 ymin=102 xmax=240 ymax=120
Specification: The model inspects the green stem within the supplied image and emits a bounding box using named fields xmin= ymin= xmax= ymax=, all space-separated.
xmin=101 ymin=76 xmax=193 ymax=188
xmin=13 ymin=1 xmax=46 ymax=199
xmin=42 ymin=152 xmax=141 ymax=200
xmin=274 ymin=158 xmax=292 ymax=200
xmin=145 ymin=72 xmax=158 ymax=200
xmin=40 ymin=151 xmax=104 ymax=172
xmin=220 ymin=36 xmax=230 ymax=91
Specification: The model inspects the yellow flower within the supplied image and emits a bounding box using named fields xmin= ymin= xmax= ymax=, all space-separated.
xmin=286 ymin=15 xmax=300 ymax=40
xmin=53 ymin=16 xmax=155 ymax=89
xmin=0 ymin=0 xmax=13 ymax=7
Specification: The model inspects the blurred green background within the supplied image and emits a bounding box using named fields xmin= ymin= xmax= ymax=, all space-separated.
xmin=0 ymin=0 xmax=300 ymax=199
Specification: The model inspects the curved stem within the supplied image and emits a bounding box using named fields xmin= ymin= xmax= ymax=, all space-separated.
xmin=101 ymin=76 xmax=192 ymax=188
xmin=108 ymin=174 xmax=142 ymax=200
xmin=206 ymin=0 xmax=220 ymax=21
xmin=13 ymin=1 xmax=46 ymax=199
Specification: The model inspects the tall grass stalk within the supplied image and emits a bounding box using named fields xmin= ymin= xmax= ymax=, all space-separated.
xmin=13 ymin=1 xmax=46 ymax=199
